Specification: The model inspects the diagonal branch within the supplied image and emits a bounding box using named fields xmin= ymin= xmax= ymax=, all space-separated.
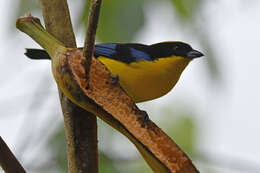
xmin=0 ymin=136 xmax=26 ymax=173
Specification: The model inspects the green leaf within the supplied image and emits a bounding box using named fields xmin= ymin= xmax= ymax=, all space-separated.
xmin=80 ymin=0 xmax=145 ymax=42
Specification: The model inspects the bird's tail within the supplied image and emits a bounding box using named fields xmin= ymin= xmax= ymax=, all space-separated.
xmin=25 ymin=49 xmax=51 ymax=60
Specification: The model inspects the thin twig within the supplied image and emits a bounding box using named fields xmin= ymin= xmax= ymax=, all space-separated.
xmin=83 ymin=0 xmax=102 ymax=81
xmin=0 ymin=136 xmax=26 ymax=173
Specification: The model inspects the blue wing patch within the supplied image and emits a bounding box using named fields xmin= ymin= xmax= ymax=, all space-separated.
xmin=129 ymin=48 xmax=151 ymax=61
xmin=94 ymin=44 xmax=117 ymax=57
xmin=94 ymin=43 xmax=152 ymax=64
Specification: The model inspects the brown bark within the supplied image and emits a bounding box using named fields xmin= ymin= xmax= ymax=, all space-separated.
xmin=0 ymin=136 xmax=26 ymax=173
xmin=83 ymin=0 xmax=102 ymax=83
xmin=39 ymin=0 xmax=99 ymax=173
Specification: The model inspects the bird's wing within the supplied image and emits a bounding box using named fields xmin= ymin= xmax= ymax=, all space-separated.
xmin=94 ymin=43 xmax=153 ymax=64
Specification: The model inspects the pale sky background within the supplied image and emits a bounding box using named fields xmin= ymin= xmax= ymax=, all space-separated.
xmin=1 ymin=0 xmax=260 ymax=173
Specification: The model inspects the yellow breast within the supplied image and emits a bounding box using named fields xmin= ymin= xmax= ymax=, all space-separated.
xmin=98 ymin=56 xmax=191 ymax=103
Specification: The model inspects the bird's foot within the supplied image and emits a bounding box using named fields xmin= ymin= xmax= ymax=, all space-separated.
xmin=107 ymin=74 xmax=119 ymax=85
xmin=139 ymin=110 xmax=149 ymax=128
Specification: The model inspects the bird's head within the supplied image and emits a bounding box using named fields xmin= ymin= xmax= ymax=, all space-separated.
xmin=150 ymin=41 xmax=204 ymax=59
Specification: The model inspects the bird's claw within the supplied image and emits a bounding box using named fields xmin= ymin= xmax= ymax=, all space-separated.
xmin=139 ymin=110 xmax=149 ymax=128
xmin=107 ymin=74 xmax=119 ymax=85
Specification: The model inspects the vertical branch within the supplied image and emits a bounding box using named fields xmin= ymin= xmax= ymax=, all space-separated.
xmin=83 ymin=0 xmax=102 ymax=81
xmin=0 ymin=136 xmax=26 ymax=173
xmin=39 ymin=0 xmax=99 ymax=173
xmin=40 ymin=0 xmax=76 ymax=47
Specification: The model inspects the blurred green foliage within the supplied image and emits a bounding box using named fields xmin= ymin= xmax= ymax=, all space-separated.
xmin=171 ymin=0 xmax=201 ymax=20
xmin=80 ymin=0 xmax=145 ymax=42
xmin=48 ymin=126 xmax=68 ymax=172
xmin=167 ymin=115 xmax=196 ymax=156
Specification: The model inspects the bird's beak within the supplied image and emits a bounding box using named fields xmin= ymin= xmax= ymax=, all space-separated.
xmin=186 ymin=49 xmax=204 ymax=58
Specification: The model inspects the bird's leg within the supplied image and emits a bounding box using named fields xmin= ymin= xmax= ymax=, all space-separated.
xmin=107 ymin=74 xmax=119 ymax=85
xmin=139 ymin=110 xmax=149 ymax=128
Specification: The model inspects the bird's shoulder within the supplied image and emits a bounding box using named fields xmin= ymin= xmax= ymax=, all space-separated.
xmin=94 ymin=43 xmax=154 ymax=64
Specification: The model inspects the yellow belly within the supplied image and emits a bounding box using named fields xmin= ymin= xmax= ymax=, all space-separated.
xmin=98 ymin=56 xmax=191 ymax=103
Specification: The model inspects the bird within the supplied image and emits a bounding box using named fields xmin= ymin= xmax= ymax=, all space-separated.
xmin=25 ymin=41 xmax=203 ymax=103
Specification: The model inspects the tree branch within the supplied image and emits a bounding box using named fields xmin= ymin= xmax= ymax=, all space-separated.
xmin=39 ymin=0 xmax=99 ymax=173
xmin=83 ymin=0 xmax=102 ymax=82
xmin=0 ymin=136 xmax=26 ymax=173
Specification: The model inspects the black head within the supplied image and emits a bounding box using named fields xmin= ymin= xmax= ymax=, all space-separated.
xmin=150 ymin=41 xmax=204 ymax=59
